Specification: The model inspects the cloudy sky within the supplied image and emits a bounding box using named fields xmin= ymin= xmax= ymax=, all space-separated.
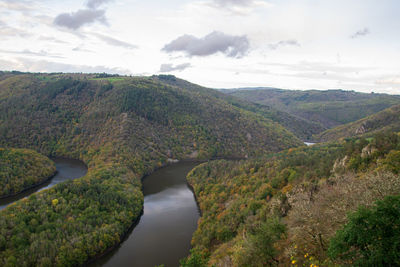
xmin=1 ymin=0 xmax=400 ymax=93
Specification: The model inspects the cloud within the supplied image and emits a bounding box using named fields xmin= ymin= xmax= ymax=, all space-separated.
xmin=213 ymin=0 xmax=254 ymax=7
xmin=351 ymin=28 xmax=370 ymax=39
xmin=91 ymin=33 xmax=138 ymax=49
xmin=54 ymin=9 xmax=107 ymax=30
xmin=162 ymin=31 xmax=250 ymax=58
xmin=86 ymin=0 xmax=112 ymax=9
xmin=376 ymin=77 xmax=400 ymax=85
xmin=72 ymin=46 xmax=94 ymax=53
xmin=0 ymin=58 xmax=131 ymax=75
xmin=53 ymin=0 xmax=112 ymax=30
xmin=159 ymin=63 xmax=191 ymax=73
xmin=0 ymin=21 xmax=31 ymax=38
xmin=0 ymin=49 xmax=63 ymax=58
xmin=207 ymin=0 xmax=271 ymax=15
xmin=260 ymin=61 xmax=373 ymax=74
xmin=0 ymin=0 xmax=35 ymax=12
xmin=38 ymin=35 xmax=69 ymax=44
xmin=268 ymin=39 xmax=300 ymax=50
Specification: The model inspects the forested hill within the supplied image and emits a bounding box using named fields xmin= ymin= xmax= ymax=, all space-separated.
xmin=221 ymin=87 xmax=400 ymax=130
xmin=315 ymin=104 xmax=400 ymax=142
xmin=0 ymin=148 xmax=56 ymax=198
xmin=184 ymin=132 xmax=400 ymax=266
xmin=0 ymin=72 xmax=300 ymax=157
xmin=156 ymin=75 xmax=324 ymax=140
xmin=0 ymin=72 xmax=301 ymax=266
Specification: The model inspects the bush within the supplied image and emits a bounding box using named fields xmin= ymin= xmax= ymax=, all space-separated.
xmin=180 ymin=249 xmax=208 ymax=267
xmin=328 ymin=195 xmax=400 ymax=266
xmin=233 ymin=217 xmax=286 ymax=266
xmin=382 ymin=150 xmax=400 ymax=174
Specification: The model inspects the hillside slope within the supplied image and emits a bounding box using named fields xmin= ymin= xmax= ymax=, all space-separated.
xmin=315 ymin=104 xmax=400 ymax=142
xmin=0 ymin=148 xmax=56 ymax=198
xmin=184 ymin=132 xmax=400 ymax=266
xmin=156 ymin=76 xmax=324 ymax=140
xmin=0 ymin=72 xmax=301 ymax=266
xmin=222 ymin=88 xmax=400 ymax=129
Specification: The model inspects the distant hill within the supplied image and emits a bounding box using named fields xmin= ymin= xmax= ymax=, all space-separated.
xmin=315 ymin=104 xmax=400 ymax=142
xmin=221 ymin=88 xmax=400 ymax=130
xmin=0 ymin=72 xmax=302 ymax=266
xmin=157 ymin=76 xmax=324 ymax=140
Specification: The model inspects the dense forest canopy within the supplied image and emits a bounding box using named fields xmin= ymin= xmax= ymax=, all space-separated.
xmin=184 ymin=132 xmax=400 ymax=266
xmin=155 ymin=76 xmax=325 ymax=141
xmin=0 ymin=148 xmax=56 ymax=198
xmin=0 ymin=72 xmax=301 ymax=266
xmin=1 ymin=71 xmax=399 ymax=267
xmin=222 ymin=88 xmax=400 ymax=132
xmin=315 ymin=104 xmax=400 ymax=142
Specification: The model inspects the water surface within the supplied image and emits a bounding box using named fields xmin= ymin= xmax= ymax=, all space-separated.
xmin=0 ymin=158 xmax=87 ymax=210
xmin=93 ymin=161 xmax=200 ymax=267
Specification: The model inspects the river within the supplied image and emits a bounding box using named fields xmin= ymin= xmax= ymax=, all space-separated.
xmin=92 ymin=161 xmax=200 ymax=267
xmin=1 ymin=159 xmax=200 ymax=266
xmin=0 ymin=158 xmax=87 ymax=210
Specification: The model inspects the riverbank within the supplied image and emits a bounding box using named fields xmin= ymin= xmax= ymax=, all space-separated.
xmin=0 ymin=148 xmax=57 ymax=199
xmin=0 ymin=171 xmax=57 ymax=200
xmin=91 ymin=162 xmax=201 ymax=267
xmin=0 ymin=158 xmax=87 ymax=210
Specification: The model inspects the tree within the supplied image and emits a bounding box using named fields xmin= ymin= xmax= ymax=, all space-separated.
xmin=233 ymin=217 xmax=286 ymax=266
xmin=180 ymin=249 xmax=207 ymax=267
xmin=328 ymin=195 xmax=400 ymax=266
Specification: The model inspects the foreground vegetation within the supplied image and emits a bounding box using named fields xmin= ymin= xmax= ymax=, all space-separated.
xmin=0 ymin=148 xmax=56 ymax=198
xmin=0 ymin=72 xmax=301 ymax=266
xmin=223 ymin=88 xmax=400 ymax=131
xmin=329 ymin=194 xmax=400 ymax=266
xmin=184 ymin=132 xmax=400 ymax=266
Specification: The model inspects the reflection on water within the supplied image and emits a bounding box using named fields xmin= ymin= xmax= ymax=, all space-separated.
xmin=93 ymin=162 xmax=200 ymax=267
xmin=0 ymin=158 xmax=87 ymax=210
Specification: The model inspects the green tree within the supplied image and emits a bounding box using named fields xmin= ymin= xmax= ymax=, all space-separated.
xmin=234 ymin=217 xmax=286 ymax=266
xmin=382 ymin=150 xmax=400 ymax=174
xmin=328 ymin=195 xmax=400 ymax=266
xmin=180 ymin=249 xmax=208 ymax=267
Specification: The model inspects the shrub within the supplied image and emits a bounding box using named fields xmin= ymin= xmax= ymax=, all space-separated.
xmin=329 ymin=195 xmax=400 ymax=266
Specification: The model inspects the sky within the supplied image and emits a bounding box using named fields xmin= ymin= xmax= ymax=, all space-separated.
xmin=1 ymin=0 xmax=400 ymax=93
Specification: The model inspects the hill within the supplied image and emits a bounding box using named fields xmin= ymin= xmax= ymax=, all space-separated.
xmin=315 ymin=104 xmax=400 ymax=142
xmin=0 ymin=148 xmax=56 ymax=198
xmin=0 ymin=72 xmax=301 ymax=266
xmin=183 ymin=132 xmax=400 ymax=266
xmin=221 ymin=88 xmax=400 ymax=130
xmin=156 ymin=76 xmax=324 ymax=140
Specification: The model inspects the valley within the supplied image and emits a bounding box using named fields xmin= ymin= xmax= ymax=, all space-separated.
xmin=2 ymin=1 xmax=399 ymax=266
xmin=0 ymin=72 xmax=399 ymax=267
xmin=0 ymin=72 xmax=299 ymax=266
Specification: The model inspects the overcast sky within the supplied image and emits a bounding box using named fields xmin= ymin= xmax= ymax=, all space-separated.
xmin=1 ymin=0 xmax=400 ymax=93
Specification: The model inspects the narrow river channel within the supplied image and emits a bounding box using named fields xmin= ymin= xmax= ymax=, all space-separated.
xmin=92 ymin=161 xmax=200 ymax=267
xmin=0 ymin=158 xmax=87 ymax=210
